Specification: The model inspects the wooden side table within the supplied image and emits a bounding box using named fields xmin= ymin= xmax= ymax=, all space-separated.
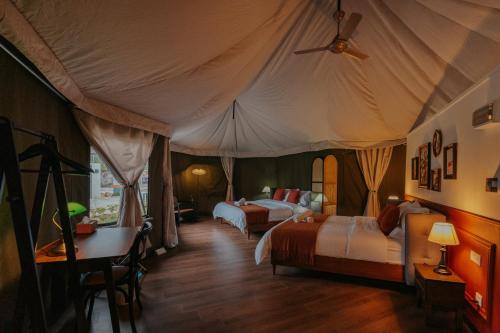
xmin=415 ymin=263 xmax=465 ymax=331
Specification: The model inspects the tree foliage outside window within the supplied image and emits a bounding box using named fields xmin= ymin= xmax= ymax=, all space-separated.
xmin=89 ymin=147 xmax=148 ymax=225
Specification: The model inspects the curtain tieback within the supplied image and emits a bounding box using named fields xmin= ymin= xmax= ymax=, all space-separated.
xmin=369 ymin=190 xmax=377 ymax=193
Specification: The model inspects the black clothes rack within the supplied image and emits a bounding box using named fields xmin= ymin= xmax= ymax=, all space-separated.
xmin=0 ymin=117 xmax=92 ymax=332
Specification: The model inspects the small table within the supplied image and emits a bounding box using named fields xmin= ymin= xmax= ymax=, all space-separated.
xmin=414 ymin=263 xmax=465 ymax=331
xmin=36 ymin=227 xmax=137 ymax=333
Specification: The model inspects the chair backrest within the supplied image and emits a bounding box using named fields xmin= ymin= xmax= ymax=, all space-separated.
xmin=128 ymin=221 xmax=153 ymax=277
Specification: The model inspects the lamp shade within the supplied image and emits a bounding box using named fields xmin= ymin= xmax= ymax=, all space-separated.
xmin=262 ymin=186 xmax=271 ymax=193
xmin=428 ymin=222 xmax=460 ymax=246
xmin=67 ymin=202 xmax=87 ymax=218
xmin=192 ymin=168 xmax=207 ymax=176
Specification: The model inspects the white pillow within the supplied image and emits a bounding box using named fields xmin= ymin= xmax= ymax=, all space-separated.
xmin=299 ymin=191 xmax=312 ymax=207
xmin=398 ymin=200 xmax=422 ymax=218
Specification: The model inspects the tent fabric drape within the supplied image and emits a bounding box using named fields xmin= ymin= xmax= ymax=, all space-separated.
xmin=0 ymin=0 xmax=171 ymax=137
xmin=2 ymin=1 xmax=500 ymax=156
xmin=356 ymin=147 xmax=393 ymax=217
xmin=220 ymin=157 xmax=235 ymax=201
xmin=162 ymin=138 xmax=178 ymax=248
xmin=74 ymin=108 xmax=156 ymax=227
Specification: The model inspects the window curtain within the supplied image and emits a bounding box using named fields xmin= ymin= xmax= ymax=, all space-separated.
xmin=356 ymin=147 xmax=393 ymax=217
xmin=74 ymin=108 xmax=156 ymax=227
xmin=162 ymin=138 xmax=178 ymax=247
xmin=220 ymin=157 xmax=234 ymax=201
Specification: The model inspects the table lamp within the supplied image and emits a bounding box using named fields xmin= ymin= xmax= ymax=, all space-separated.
xmin=262 ymin=186 xmax=271 ymax=198
xmin=49 ymin=202 xmax=87 ymax=256
xmin=428 ymin=222 xmax=459 ymax=275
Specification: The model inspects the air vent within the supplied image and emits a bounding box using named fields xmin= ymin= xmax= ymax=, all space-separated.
xmin=473 ymin=100 xmax=500 ymax=128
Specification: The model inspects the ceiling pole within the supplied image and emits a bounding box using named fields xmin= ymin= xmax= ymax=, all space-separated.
xmin=232 ymin=100 xmax=238 ymax=154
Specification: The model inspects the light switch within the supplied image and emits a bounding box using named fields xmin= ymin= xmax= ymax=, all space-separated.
xmin=475 ymin=292 xmax=483 ymax=308
xmin=470 ymin=250 xmax=481 ymax=266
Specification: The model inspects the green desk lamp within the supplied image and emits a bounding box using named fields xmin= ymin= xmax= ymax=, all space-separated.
xmin=48 ymin=202 xmax=87 ymax=256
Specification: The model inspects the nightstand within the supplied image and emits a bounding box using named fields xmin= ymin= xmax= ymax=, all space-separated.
xmin=415 ymin=263 xmax=465 ymax=331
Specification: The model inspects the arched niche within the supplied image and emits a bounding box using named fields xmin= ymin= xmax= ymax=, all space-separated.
xmin=323 ymin=155 xmax=338 ymax=215
xmin=311 ymin=158 xmax=323 ymax=212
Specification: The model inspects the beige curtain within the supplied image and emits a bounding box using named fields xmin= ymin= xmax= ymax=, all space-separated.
xmin=356 ymin=147 xmax=393 ymax=217
xmin=220 ymin=157 xmax=234 ymax=201
xmin=74 ymin=108 xmax=156 ymax=227
xmin=163 ymin=138 xmax=178 ymax=247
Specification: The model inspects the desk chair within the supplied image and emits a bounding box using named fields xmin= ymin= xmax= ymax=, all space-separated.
xmin=174 ymin=196 xmax=197 ymax=224
xmin=83 ymin=221 xmax=152 ymax=333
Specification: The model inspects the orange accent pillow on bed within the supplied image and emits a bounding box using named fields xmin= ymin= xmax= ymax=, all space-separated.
xmin=286 ymin=189 xmax=300 ymax=204
xmin=273 ymin=188 xmax=285 ymax=201
xmin=377 ymin=204 xmax=400 ymax=236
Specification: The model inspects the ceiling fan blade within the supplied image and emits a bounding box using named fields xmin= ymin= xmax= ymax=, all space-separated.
xmin=294 ymin=46 xmax=329 ymax=55
xmin=339 ymin=13 xmax=362 ymax=40
xmin=343 ymin=47 xmax=369 ymax=60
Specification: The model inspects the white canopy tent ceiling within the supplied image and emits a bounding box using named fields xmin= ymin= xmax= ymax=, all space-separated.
xmin=1 ymin=0 xmax=500 ymax=157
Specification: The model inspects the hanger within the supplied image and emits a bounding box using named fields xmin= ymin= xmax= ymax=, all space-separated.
xmin=18 ymin=143 xmax=93 ymax=175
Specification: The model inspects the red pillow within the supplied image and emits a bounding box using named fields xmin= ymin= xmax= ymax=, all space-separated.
xmin=273 ymin=188 xmax=285 ymax=201
xmin=377 ymin=204 xmax=400 ymax=236
xmin=287 ymin=189 xmax=300 ymax=204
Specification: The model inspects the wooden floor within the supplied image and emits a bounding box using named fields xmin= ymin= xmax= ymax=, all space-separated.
xmin=90 ymin=218 xmax=463 ymax=333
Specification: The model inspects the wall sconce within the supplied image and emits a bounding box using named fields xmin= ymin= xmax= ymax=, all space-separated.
xmin=192 ymin=168 xmax=207 ymax=176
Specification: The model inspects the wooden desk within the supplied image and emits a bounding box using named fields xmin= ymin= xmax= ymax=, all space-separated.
xmin=36 ymin=227 xmax=137 ymax=333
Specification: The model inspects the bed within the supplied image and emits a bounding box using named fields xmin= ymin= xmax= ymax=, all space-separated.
xmin=255 ymin=202 xmax=445 ymax=285
xmin=213 ymin=198 xmax=310 ymax=239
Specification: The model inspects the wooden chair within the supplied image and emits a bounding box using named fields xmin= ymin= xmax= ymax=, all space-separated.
xmin=83 ymin=221 xmax=152 ymax=333
xmin=174 ymin=196 xmax=196 ymax=224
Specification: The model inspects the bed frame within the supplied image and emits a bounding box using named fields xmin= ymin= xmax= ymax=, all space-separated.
xmin=272 ymin=256 xmax=405 ymax=282
xmin=217 ymin=217 xmax=282 ymax=239
xmin=270 ymin=212 xmax=446 ymax=284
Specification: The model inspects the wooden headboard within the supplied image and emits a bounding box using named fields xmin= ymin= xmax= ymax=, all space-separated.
xmin=405 ymin=195 xmax=498 ymax=332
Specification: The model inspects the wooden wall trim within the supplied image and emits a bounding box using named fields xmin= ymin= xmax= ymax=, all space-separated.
xmin=405 ymin=194 xmax=499 ymax=333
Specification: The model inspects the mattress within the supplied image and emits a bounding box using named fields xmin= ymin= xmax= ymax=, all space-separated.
xmin=256 ymin=215 xmax=404 ymax=266
xmin=213 ymin=199 xmax=308 ymax=233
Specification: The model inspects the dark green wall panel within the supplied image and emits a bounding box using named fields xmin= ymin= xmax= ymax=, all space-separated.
xmin=173 ymin=145 xmax=406 ymax=217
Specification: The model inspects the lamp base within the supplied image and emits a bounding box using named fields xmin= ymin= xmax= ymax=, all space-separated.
xmin=433 ymin=266 xmax=452 ymax=275
xmin=47 ymin=239 xmax=78 ymax=257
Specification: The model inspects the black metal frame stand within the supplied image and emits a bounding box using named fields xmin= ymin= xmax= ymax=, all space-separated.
xmin=0 ymin=116 xmax=92 ymax=332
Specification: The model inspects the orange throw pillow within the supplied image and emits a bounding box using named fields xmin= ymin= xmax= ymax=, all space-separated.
xmin=287 ymin=189 xmax=300 ymax=204
xmin=273 ymin=188 xmax=285 ymax=201
xmin=377 ymin=204 xmax=400 ymax=236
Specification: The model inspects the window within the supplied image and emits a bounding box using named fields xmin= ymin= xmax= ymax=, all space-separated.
xmin=89 ymin=147 xmax=149 ymax=225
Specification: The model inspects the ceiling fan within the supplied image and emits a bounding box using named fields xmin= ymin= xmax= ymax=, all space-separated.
xmin=294 ymin=0 xmax=368 ymax=60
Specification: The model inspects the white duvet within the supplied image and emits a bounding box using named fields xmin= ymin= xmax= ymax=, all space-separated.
xmin=213 ymin=199 xmax=309 ymax=233
xmin=255 ymin=215 xmax=404 ymax=266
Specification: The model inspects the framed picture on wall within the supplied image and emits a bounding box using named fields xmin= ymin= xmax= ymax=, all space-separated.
xmin=431 ymin=169 xmax=441 ymax=192
xmin=432 ymin=129 xmax=443 ymax=157
xmin=411 ymin=157 xmax=419 ymax=180
xmin=418 ymin=142 xmax=431 ymax=189
xmin=443 ymin=143 xmax=457 ymax=179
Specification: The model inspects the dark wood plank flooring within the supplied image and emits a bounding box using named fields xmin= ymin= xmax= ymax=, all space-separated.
xmin=91 ymin=218 xmax=463 ymax=333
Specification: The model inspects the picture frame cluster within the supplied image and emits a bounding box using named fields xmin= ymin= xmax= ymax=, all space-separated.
xmin=411 ymin=129 xmax=457 ymax=192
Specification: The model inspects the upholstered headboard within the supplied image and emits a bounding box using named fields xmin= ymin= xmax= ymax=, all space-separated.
xmin=404 ymin=212 xmax=446 ymax=285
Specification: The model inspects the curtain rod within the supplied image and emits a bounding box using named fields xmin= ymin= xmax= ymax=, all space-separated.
xmin=0 ymin=36 xmax=69 ymax=103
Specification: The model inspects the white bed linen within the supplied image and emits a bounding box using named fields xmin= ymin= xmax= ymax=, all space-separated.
xmin=255 ymin=215 xmax=404 ymax=265
xmin=213 ymin=199 xmax=308 ymax=233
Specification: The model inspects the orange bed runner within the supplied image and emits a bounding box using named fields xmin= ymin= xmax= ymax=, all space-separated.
xmin=226 ymin=201 xmax=270 ymax=225
xmin=271 ymin=214 xmax=329 ymax=266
